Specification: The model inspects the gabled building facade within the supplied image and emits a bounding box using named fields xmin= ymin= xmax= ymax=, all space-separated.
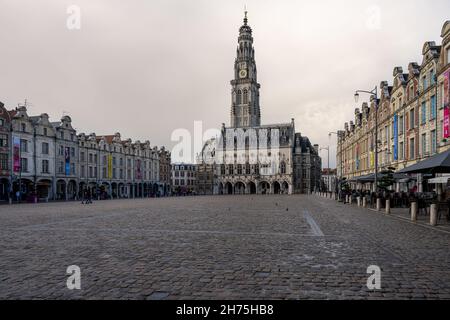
xmin=337 ymin=21 xmax=450 ymax=192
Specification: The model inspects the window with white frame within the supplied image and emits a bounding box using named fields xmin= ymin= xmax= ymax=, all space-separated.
xmin=399 ymin=116 xmax=404 ymax=134
xmin=422 ymin=76 xmax=428 ymax=91
xmin=21 ymin=157 xmax=28 ymax=172
xmin=0 ymin=134 xmax=8 ymax=147
xmin=399 ymin=141 xmax=404 ymax=160
xmin=421 ymin=102 xmax=427 ymax=124
xmin=430 ymin=95 xmax=436 ymax=120
xmin=410 ymin=138 xmax=415 ymax=159
xmin=42 ymin=142 xmax=49 ymax=155
xmin=431 ymin=130 xmax=437 ymax=154
xmin=20 ymin=139 xmax=28 ymax=153
xmin=409 ymin=109 xmax=415 ymax=129
xmin=42 ymin=159 xmax=49 ymax=173
xmin=421 ymin=133 xmax=427 ymax=156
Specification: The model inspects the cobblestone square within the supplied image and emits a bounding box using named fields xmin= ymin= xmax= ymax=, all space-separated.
xmin=1 ymin=195 xmax=450 ymax=300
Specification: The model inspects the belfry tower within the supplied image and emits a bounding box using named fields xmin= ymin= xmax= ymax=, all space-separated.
xmin=230 ymin=11 xmax=261 ymax=128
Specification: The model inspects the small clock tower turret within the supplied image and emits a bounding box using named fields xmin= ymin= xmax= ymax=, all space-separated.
xmin=230 ymin=11 xmax=261 ymax=128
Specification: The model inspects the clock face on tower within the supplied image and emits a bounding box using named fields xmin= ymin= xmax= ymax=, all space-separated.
xmin=239 ymin=69 xmax=247 ymax=79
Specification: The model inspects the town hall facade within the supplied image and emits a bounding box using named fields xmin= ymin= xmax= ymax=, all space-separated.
xmin=199 ymin=12 xmax=322 ymax=195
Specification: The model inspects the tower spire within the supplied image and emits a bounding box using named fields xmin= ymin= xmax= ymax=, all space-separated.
xmin=231 ymin=11 xmax=260 ymax=128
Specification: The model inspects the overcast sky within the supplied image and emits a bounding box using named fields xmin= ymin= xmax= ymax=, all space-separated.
xmin=1 ymin=0 xmax=449 ymax=166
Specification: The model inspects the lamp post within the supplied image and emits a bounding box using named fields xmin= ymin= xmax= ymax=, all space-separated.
xmin=320 ymin=146 xmax=330 ymax=193
xmin=354 ymin=87 xmax=379 ymax=193
xmin=320 ymin=146 xmax=330 ymax=170
xmin=329 ymin=132 xmax=342 ymax=194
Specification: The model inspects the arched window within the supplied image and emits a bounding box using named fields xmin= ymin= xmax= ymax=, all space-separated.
xmin=237 ymin=90 xmax=242 ymax=105
xmin=243 ymin=89 xmax=248 ymax=104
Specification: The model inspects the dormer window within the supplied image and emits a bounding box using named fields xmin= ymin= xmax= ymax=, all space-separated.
xmin=21 ymin=123 xmax=26 ymax=132
xmin=422 ymin=76 xmax=428 ymax=91
xmin=43 ymin=128 xmax=47 ymax=136
xmin=430 ymin=70 xmax=435 ymax=85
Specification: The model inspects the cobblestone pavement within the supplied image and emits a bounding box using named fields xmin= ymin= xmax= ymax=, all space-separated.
xmin=1 ymin=195 xmax=450 ymax=300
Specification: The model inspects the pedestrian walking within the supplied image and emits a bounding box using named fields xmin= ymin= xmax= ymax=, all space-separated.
xmin=86 ymin=189 xmax=92 ymax=204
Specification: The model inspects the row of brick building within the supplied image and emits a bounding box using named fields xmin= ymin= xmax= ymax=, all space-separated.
xmin=337 ymin=21 xmax=450 ymax=191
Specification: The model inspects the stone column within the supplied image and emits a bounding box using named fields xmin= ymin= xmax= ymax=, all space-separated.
xmin=357 ymin=196 xmax=361 ymax=207
xmin=430 ymin=204 xmax=437 ymax=226
xmin=411 ymin=202 xmax=418 ymax=221
xmin=362 ymin=196 xmax=367 ymax=208
xmin=376 ymin=198 xmax=381 ymax=211
xmin=385 ymin=199 xmax=390 ymax=215
xmin=52 ymin=178 xmax=57 ymax=201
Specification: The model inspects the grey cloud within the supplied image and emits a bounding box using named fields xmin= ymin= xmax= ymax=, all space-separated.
xmin=1 ymin=0 xmax=449 ymax=168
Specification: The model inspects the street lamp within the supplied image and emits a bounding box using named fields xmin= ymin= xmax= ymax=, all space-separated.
xmin=354 ymin=86 xmax=379 ymax=193
xmin=329 ymin=131 xmax=342 ymax=196
xmin=320 ymin=146 xmax=330 ymax=193
xmin=320 ymin=146 xmax=330 ymax=170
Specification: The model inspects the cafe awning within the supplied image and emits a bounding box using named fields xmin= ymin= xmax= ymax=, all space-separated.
xmin=397 ymin=149 xmax=450 ymax=174
xmin=427 ymin=176 xmax=450 ymax=184
xmin=351 ymin=172 xmax=409 ymax=183
xmin=349 ymin=174 xmax=374 ymax=183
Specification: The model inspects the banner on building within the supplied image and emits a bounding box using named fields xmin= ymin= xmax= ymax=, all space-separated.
xmin=355 ymin=143 xmax=360 ymax=170
xmin=12 ymin=136 xmax=20 ymax=173
xmin=107 ymin=155 xmax=113 ymax=179
xmin=370 ymin=151 xmax=374 ymax=168
xmin=65 ymin=147 xmax=70 ymax=175
xmin=393 ymin=114 xmax=398 ymax=160
xmin=445 ymin=70 xmax=450 ymax=139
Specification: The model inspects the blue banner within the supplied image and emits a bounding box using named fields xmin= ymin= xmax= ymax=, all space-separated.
xmin=65 ymin=147 xmax=70 ymax=175
xmin=393 ymin=114 xmax=398 ymax=160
